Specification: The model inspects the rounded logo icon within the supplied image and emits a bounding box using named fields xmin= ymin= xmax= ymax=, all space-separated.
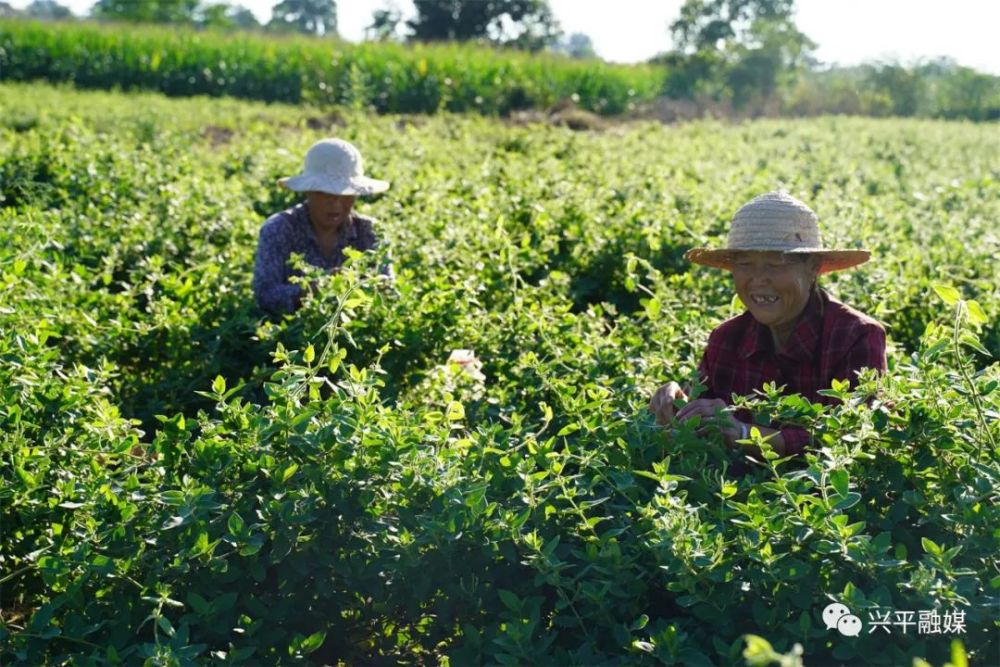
xmin=837 ymin=614 xmax=862 ymax=637
xmin=822 ymin=602 xmax=851 ymax=630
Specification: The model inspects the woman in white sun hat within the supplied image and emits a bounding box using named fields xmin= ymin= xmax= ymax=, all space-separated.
xmin=253 ymin=138 xmax=392 ymax=314
xmin=649 ymin=191 xmax=886 ymax=459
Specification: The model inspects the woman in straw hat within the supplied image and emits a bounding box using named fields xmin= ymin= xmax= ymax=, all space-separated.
xmin=649 ymin=191 xmax=886 ymax=458
xmin=253 ymin=138 xmax=392 ymax=314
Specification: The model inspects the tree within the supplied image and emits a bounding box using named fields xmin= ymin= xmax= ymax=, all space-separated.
xmin=667 ymin=0 xmax=815 ymax=108
xmin=196 ymin=3 xmax=260 ymax=29
xmin=25 ymin=0 xmax=73 ymax=19
xmin=227 ymin=4 xmax=259 ymax=28
xmin=724 ymin=17 xmax=815 ymax=104
xmin=269 ymin=0 xmax=337 ymax=36
xmin=862 ymin=63 xmax=928 ymax=117
xmin=407 ymin=0 xmax=561 ymax=52
xmin=365 ymin=5 xmax=402 ymax=42
xmin=92 ymin=0 xmax=199 ymax=23
xmin=555 ymin=32 xmax=596 ymax=59
xmin=671 ymin=0 xmax=795 ymax=53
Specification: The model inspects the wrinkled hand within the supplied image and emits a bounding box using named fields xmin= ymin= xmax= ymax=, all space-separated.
xmin=649 ymin=381 xmax=688 ymax=425
xmin=676 ymin=398 xmax=741 ymax=442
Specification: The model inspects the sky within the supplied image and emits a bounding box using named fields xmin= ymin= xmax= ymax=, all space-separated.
xmin=11 ymin=0 xmax=1000 ymax=74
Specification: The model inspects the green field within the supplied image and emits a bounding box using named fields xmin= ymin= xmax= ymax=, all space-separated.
xmin=0 ymin=20 xmax=664 ymax=115
xmin=1 ymin=82 xmax=998 ymax=665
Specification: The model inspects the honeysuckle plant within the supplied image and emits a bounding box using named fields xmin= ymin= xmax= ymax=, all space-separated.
xmin=1 ymin=83 xmax=997 ymax=666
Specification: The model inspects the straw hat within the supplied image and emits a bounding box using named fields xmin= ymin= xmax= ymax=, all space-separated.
xmin=685 ymin=191 xmax=870 ymax=274
xmin=278 ymin=138 xmax=389 ymax=196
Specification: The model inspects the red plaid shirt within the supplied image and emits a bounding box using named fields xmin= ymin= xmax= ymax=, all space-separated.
xmin=697 ymin=288 xmax=886 ymax=455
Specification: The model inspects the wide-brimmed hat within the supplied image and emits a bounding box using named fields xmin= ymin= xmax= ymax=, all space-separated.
xmin=685 ymin=191 xmax=870 ymax=274
xmin=278 ymin=138 xmax=389 ymax=196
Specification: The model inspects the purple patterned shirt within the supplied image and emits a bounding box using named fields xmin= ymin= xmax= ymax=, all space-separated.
xmin=252 ymin=203 xmax=389 ymax=313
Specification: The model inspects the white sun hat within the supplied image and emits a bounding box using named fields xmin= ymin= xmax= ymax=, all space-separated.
xmin=685 ymin=190 xmax=870 ymax=274
xmin=278 ymin=138 xmax=389 ymax=196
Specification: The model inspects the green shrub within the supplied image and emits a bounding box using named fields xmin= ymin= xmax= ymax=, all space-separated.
xmin=1 ymin=83 xmax=997 ymax=665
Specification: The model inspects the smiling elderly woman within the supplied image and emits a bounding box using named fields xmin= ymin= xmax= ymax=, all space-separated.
xmin=649 ymin=191 xmax=887 ymax=457
xmin=253 ymin=138 xmax=392 ymax=314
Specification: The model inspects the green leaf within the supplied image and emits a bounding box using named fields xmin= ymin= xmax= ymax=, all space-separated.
xmin=328 ymin=347 xmax=346 ymax=373
xmin=157 ymin=616 xmax=175 ymax=638
xmin=921 ymin=537 xmax=942 ymax=556
xmin=239 ymin=543 xmax=263 ymax=557
xmin=965 ymin=299 xmax=987 ymax=325
xmin=872 ymin=532 xmax=892 ymax=552
xmin=958 ymin=331 xmax=991 ymax=357
xmin=832 ymin=492 xmax=861 ymax=511
xmin=643 ymin=297 xmax=661 ymax=319
xmin=159 ymin=490 xmax=185 ymax=507
xmin=281 ymin=464 xmax=299 ymax=484
xmin=300 ymin=630 xmax=326 ymax=654
xmin=15 ymin=467 xmax=36 ymax=488
xmin=950 ymin=639 xmax=968 ymax=667
xmin=932 ymin=283 xmax=960 ymax=306
xmin=742 ymin=634 xmax=776 ymax=665
xmin=830 ymin=469 xmax=849 ymax=497
xmin=557 ymin=423 xmax=580 ymax=437
xmin=227 ymin=512 xmax=245 ymax=536
xmin=211 ymin=375 xmax=226 ymax=395
xmin=446 ymin=401 xmax=465 ymax=421
xmin=303 ymin=344 xmax=315 ymax=364
xmin=497 ymin=589 xmax=520 ymax=612
xmin=187 ymin=592 xmax=209 ymax=615
xmin=193 ymin=531 xmax=210 ymax=554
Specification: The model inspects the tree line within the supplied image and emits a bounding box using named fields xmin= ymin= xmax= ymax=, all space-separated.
xmin=1 ymin=0 xmax=335 ymax=34
xmin=0 ymin=0 xmax=594 ymax=56
xmin=2 ymin=0 xmax=997 ymax=120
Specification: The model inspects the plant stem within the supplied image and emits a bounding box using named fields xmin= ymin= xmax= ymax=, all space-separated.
xmin=952 ymin=302 xmax=997 ymax=460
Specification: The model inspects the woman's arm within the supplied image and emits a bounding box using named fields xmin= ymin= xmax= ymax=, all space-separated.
xmin=650 ymin=333 xmax=718 ymax=424
xmin=252 ymin=219 xmax=301 ymax=314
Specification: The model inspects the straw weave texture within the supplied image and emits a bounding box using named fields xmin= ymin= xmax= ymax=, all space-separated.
xmin=686 ymin=191 xmax=870 ymax=274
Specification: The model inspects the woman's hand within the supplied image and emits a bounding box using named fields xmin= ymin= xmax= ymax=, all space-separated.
xmin=649 ymin=381 xmax=688 ymax=425
xmin=675 ymin=398 xmax=742 ymax=443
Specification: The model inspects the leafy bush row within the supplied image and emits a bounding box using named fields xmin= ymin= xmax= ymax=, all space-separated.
xmin=0 ymin=19 xmax=665 ymax=115
xmin=1 ymin=83 xmax=998 ymax=665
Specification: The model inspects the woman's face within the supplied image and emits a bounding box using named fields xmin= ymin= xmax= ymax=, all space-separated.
xmin=306 ymin=191 xmax=356 ymax=230
xmin=730 ymin=252 xmax=819 ymax=334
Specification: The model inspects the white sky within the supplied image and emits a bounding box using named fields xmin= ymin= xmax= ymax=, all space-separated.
xmin=11 ymin=0 xmax=1000 ymax=74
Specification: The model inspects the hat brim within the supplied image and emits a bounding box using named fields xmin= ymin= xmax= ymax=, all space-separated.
xmin=685 ymin=247 xmax=871 ymax=274
xmin=278 ymin=174 xmax=390 ymax=196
